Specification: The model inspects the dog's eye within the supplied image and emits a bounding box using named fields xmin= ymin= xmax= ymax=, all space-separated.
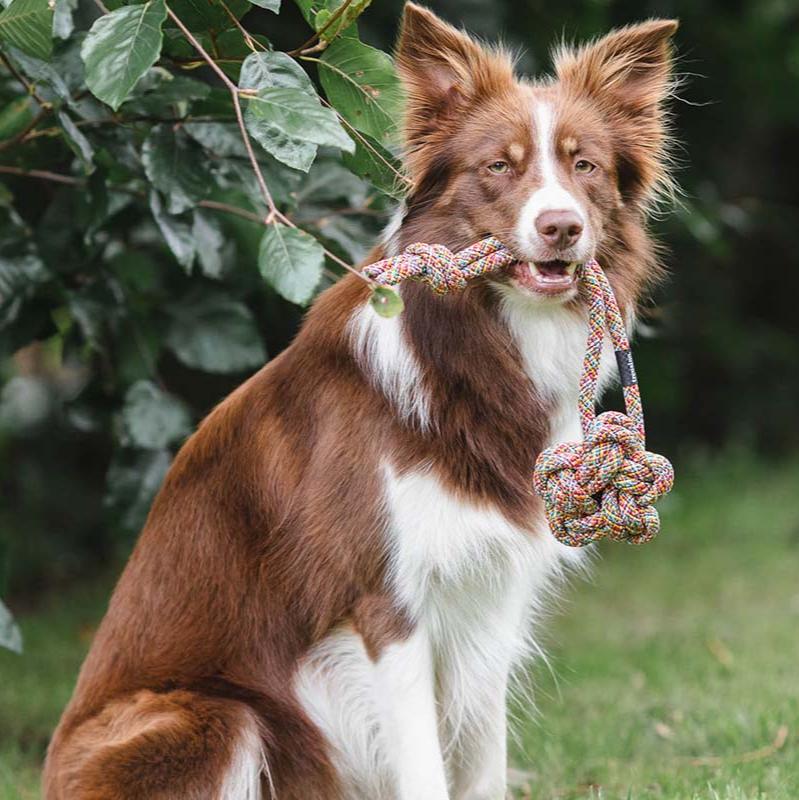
xmin=487 ymin=161 xmax=510 ymax=175
xmin=574 ymin=159 xmax=596 ymax=174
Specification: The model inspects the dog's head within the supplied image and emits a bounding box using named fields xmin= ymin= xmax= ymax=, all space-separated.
xmin=395 ymin=3 xmax=678 ymax=305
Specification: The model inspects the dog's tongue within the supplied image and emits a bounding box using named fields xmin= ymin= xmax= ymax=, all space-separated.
xmin=507 ymin=260 xmax=577 ymax=295
xmin=537 ymin=260 xmax=569 ymax=276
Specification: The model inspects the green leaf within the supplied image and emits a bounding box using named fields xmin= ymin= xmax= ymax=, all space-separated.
xmin=291 ymin=0 xmax=318 ymax=28
xmin=165 ymin=0 xmax=250 ymax=32
xmin=57 ymin=110 xmax=94 ymax=172
xmin=258 ymin=222 xmax=323 ymax=305
xmin=239 ymin=53 xmax=322 ymax=171
xmin=81 ymin=0 xmax=167 ymax=111
xmin=342 ymin=132 xmax=406 ymax=198
xmin=116 ymin=315 xmax=161 ymax=385
xmin=0 ymin=95 xmax=36 ymax=142
xmin=369 ymin=286 xmax=403 ymax=318
xmin=200 ymin=28 xmax=271 ymax=81
xmin=0 ymin=253 xmax=50 ymax=329
xmin=318 ymin=36 xmax=403 ymax=143
xmin=0 ymin=599 xmax=22 ymax=654
xmin=184 ymin=121 xmax=246 ymax=158
xmin=244 ymin=86 xmax=353 ymax=172
xmin=67 ymin=290 xmax=110 ymax=352
xmin=313 ymin=213 xmax=370 ymax=261
xmin=294 ymin=159 xmax=368 ymax=206
xmin=192 ymin=209 xmax=226 ymax=279
xmin=124 ymin=68 xmax=211 ymax=114
xmin=53 ymin=0 xmax=76 ymax=39
xmin=120 ymin=380 xmax=192 ymax=449
xmin=5 ymin=43 xmax=75 ymax=105
xmin=105 ymin=448 xmax=171 ymax=533
xmin=293 ymin=0 xmax=369 ymax=41
xmin=248 ymin=0 xmax=279 ymax=10
xmin=239 ymin=50 xmax=315 ymax=94
xmin=0 ymin=0 xmax=53 ymax=60
xmin=149 ymin=190 xmax=195 ymax=271
xmin=142 ymin=125 xmax=211 ymax=214
xmin=166 ymin=293 xmax=266 ymax=372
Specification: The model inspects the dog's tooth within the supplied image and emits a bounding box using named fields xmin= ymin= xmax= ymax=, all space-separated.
xmin=528 ymin=262 xmax=540 ymax=277
xmin=565 ymin=262 xmax=577 ymax=275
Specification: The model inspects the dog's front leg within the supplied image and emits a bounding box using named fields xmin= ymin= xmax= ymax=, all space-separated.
xmin=447 ymin=667 xmax=509 ymax=800
xmin=374 ymin=626 xmax=449 ymax=800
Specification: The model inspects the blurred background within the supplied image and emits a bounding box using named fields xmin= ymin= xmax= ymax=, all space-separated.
xmin=2 ymin=0 xmax=798 ymax=797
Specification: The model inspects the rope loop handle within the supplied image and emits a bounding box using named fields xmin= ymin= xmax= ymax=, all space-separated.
xmin=361 ymin=237 xmax=674 ymax=547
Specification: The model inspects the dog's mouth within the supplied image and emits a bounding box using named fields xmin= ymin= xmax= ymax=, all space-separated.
xmin=505 ymin=260 xmax=579 ymax=296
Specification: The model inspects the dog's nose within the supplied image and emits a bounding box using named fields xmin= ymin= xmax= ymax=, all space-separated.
xmin=535 ymin=210 xmax=583 ymax=249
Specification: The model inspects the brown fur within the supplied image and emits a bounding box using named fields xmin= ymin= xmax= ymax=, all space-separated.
xmin=44 ymin=4 xmax=677 ymax=797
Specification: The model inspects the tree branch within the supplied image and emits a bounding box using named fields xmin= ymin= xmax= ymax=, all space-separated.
xmin=0 ymin=51 xmax=49 ymax=107
xmin=287 ymin=0 xmax=354 ymax=57
xmin=165 ymin=4 xmax=278 ymax=221
xmin=0 ymin=108 xmax=51 ymax=153
xmin=0 ymin=165 xmax=80 ymax=185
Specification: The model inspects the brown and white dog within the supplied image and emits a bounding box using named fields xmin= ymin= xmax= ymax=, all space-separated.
xmin=44 ymin=4 xmax=677 ymax=798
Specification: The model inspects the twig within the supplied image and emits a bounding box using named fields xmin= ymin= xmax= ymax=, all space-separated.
xmin=0 ymin=107 xmax=50 ymax=153
xmin=0 ymin=165 xmax=80 ymax=185
xmin=310 ymin=205 xmax=388 ymax=220
xmin=680 ymin=725 xmax=788 ymax=768
xmin=287 ymin=0 xmax=354 ymax=56
xmin=22 ymin=113 xmax=236 ymax=141
xmin=198 ymin=198 xmax=263 ymax=224
xmin=3 ymin=113 xmax=238 ymax=149
xmin=0 ymin=51 xmax=49 ymax=107
xmin=0 ymin=166 xmax=258 ymax=223
xmin=169 ymin=57 xmax=245 ymax=68
xmin=219 ymin=0 xmax=266 ymax=53
xmin=314 ymin=91 xmax=411 ymax=190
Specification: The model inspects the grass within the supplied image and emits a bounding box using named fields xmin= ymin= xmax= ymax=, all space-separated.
xmin=510 ymin=454 xmax=799 ymax=799
xmin=1 ymin=454 xmax=798 ymax=799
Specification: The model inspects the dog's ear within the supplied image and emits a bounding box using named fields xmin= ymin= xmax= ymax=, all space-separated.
xmin=554 ymin=20 xmax=679 ymax=207
xmin=395 ymin=3 xmax=515 ymax=152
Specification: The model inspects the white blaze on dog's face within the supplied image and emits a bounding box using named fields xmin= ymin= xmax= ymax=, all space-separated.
xmin=395 ymin=4 xmax=677 ymax=303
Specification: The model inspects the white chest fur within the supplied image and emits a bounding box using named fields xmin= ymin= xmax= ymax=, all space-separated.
xmin=377 ymin=461 xmax=585 ymax=799
xmin=496 ymin=286 xmax=618 ymax=446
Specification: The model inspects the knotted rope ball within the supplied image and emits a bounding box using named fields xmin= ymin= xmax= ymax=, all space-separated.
xmin=364 ymin=238 xmax=674 ymax=548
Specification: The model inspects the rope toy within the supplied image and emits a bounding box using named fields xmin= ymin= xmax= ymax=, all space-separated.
xmin=364 ymin=237 xmax=674 ymax=548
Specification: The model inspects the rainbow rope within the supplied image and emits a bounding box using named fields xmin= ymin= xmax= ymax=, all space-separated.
xmin=363 ymin=238 xmax=674 ymax=547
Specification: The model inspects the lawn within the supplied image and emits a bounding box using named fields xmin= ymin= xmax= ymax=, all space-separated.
xmin=1 ymin=455 xmax=797 ymax=799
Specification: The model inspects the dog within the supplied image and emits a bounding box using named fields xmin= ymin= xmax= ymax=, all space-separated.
xmin=44 ymin=4 xmax=677 ymax=798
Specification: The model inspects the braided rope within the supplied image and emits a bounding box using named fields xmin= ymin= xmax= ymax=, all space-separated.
xmin=363 ymin=238 xmax=674 ymax=547
xmin=363 ymin=236 xmax=517 ymax=294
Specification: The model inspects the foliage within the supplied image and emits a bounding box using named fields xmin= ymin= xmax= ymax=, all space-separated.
xmin=0 ymin=0 xmax=408 ymax=639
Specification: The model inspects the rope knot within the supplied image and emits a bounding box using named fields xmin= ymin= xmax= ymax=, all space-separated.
xmin=533 ymin=411 xmax=674 ymax=547
xmin=404 ymin=242 xmax=467 ymax=294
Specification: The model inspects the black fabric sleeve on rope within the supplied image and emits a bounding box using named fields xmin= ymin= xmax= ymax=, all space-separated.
xmin=615 ymin=349 xmax=637 ymax=387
